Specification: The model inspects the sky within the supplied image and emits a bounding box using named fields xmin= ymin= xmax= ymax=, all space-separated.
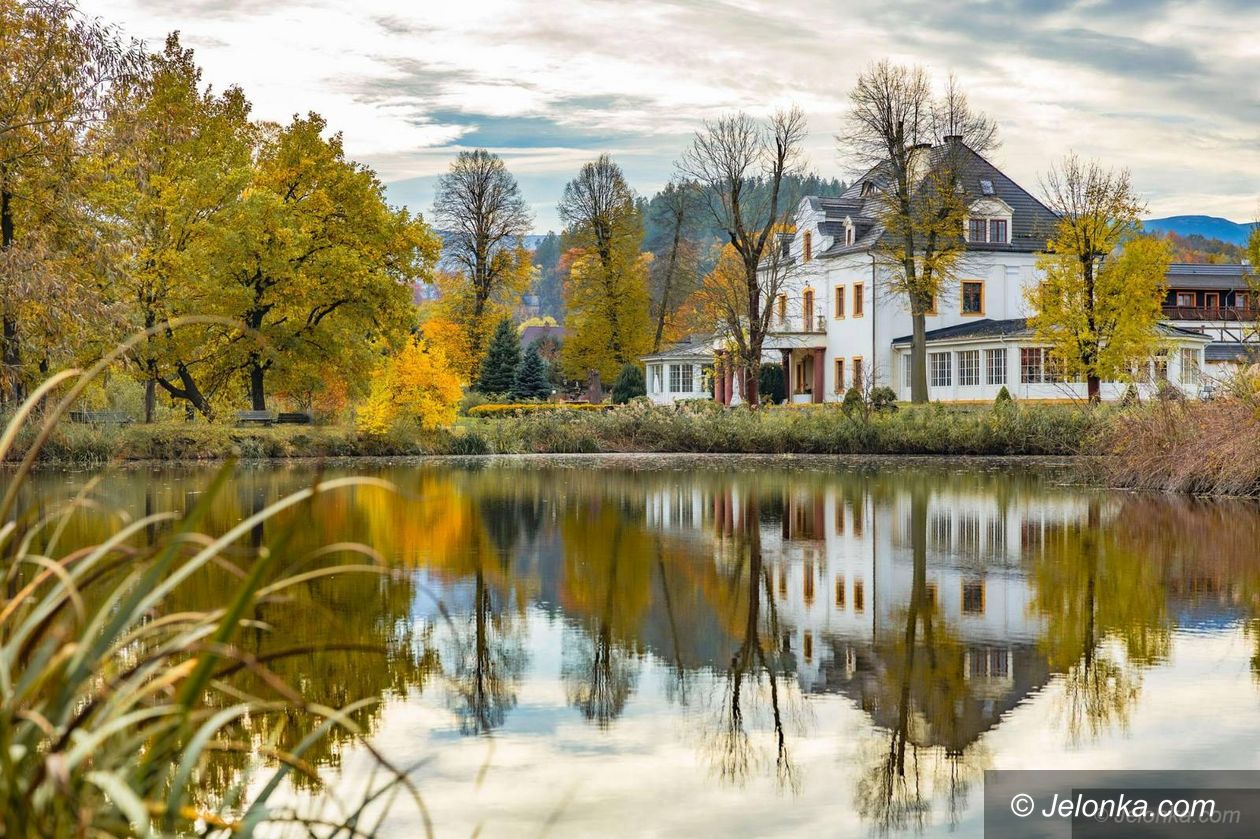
xmin=85 ymin=0 xmax=1260 ymax=233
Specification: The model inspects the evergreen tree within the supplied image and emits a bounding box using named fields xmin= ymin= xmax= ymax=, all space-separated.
xmin=611 ymin=363 xmax=645 ymax=404
xmin=512 ymin=342 xmax=552 ymax=400
xmin=477 ymin=318 xmax=520 ymax=394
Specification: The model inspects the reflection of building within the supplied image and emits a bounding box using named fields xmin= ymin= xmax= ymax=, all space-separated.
xmin=648 ymin=481 xmax=1098 ymax=755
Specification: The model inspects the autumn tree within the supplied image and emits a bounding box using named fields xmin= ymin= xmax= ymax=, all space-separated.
xmin=678 ymin=108 xmax=806 ymax=407
xmin=88 ymin=33 xmax=255 ymax=420
xmin=0 ymin=0 xmax=141 ymax=402
xmin=841 ymin=62 xmax=999 ymax=403
xmin=1029 ymin=155 xmax=1164 ymax=402
xmin=356 ymin=337 xmax=463 ymax=434
xmin=557 ymin=154 xmax=652 ymax=380
xmin=216 ymin=113 xmax=438 ymax=411
xmin=432 ymin=149 xmax=533 ymax=371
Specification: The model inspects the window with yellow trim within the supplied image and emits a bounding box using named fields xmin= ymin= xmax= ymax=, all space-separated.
xmin=853 ymin=283 xmax=864 ymax=317
xmin=961 ymin=280 xmax=984 ymax=315
xmin=834 ymin=286 xmax=845 ymax=318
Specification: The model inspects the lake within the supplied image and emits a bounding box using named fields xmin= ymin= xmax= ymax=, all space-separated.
xmin=21 ymin=455 xmax=1260 ymax=836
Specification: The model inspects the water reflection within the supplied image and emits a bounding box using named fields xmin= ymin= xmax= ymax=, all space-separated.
xmin=18 ymin=459 xmax=1260 ymax=834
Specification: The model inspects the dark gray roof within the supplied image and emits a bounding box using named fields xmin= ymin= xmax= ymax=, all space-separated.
xmin=1205 ymin=342 xmax=1258 ymax=362
xmin=1165 ymin=263 xmax=1253 ymax=290
xmin=519 ymin=325 xmax=567 ymax=346
xmin=891 ymin=317 xmax=1208 ymax=347
xmin=640 ymin=335 xmax=715 ymax=363
xmin=816 ymin=142 xmax=1059 ymax=258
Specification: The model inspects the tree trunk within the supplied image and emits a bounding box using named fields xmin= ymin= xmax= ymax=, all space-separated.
xmin=0 ymin=179 xmax=21 ymax=405
xmin=744 ymin=363 xmax=760 ymax=408
xmin=652 ymin=213 xmax=684 ymax=352
xmin=144 ymin=378 xmax=157 ymax=424
xmin=248 ymin=356 xmax=267 ymax=411
xmin=157 ymin=361 xmax=214 ymax=420
xmin=910 ymin=313 xmax=928 ymax=403
xmin=1084 ymin=257 xmax=1100 ymax=404
xmin=1087 ymin=375 xmax=1101 ymax=403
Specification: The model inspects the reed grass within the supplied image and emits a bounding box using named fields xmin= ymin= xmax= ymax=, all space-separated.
xmin=1 ymin=342 xmax=429 ymax=836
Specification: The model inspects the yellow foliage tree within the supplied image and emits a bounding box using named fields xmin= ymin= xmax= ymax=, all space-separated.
xmin=419 ymin=312 xmax=479 ymax=383
xmin=560 ymin=247 xmax=652 ymax=381
xmin=356 ymin=338 xmax=462 ymax=435
xmin=1029 ymin=155 xmax=1164 ymax=401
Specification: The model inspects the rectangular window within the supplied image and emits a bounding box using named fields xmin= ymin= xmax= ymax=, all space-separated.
xmin=989 ymin=219 xmax=1008 ymax=244
xmin=853 ymin=357 xmax=864 ymax=388
xmin=903 ymin=355 xmax=913 ymax=389
xmin=959 ymin=350 xmax=980 ymax=386
xmin=680 ymin=365 xmax=694 ymax=392
xmin=968 ymin=218 xmax=987 ymax=242
xmin=834 ymin=285 xmax=845 ymax=318
xmin=1175 ymin=291 xmax=1195 ymax=307
xmin=853 ymin=283 xmax=865 ymax=317
xmin=668 ymin=365 xmax=682 ymax=393
xmin=835 ymin=576 xmax=845 ymax=608
xmin=1204 ymin=292 xmax=1220 ymax=310
xmin=853 ymin=579 xmax=865 ymax=613
xmin=1181 ymin=348 xmax=1200 ymax=384
xmin=985 ymin=349 xmax=1007 ymax=385
xmin=925 ymin=293 xmax=938 ymax=316
xmin=1020 ymin=347 xmax=1046 ymax=384
xmin=1239 ymin=292 xmax=1251 ymax=310
xmin=1155 ymin=351 xmax=1169 ymax=382
xmin=776 ymin=294 xmax=787 ymax=325
xmin=961 ymin=281 xmax=984 ymax=314
xmin=930 ymin=352 xmax=952 ymax=387
xmin=834 ymin=358 xmax=844 ymax=393
xmin=962 ymin=581 xmax=985 ymax=615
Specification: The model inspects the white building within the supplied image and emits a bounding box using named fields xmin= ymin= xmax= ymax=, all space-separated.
xmin=641 ymin=335 xmax=713 ymax=405
xmin=645 ymin=139 xmax=1217 ymax=404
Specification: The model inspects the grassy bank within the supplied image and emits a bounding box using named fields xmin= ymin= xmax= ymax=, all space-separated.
xmin=1098 ymin=397 xmax=1260 ymax=496
xmin=9 ymin=400 xmax=1106 ymax=464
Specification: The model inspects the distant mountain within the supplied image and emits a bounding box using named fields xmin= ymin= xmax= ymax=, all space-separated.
xmin=1144 ymin=215 xmax=1258 ymax=247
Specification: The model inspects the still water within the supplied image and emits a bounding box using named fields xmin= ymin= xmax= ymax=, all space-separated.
xmin=24 ymin=455 xmax=1260 ymax=836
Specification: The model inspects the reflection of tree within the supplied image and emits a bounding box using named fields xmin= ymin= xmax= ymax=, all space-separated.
xmin=855 ymin=480 xmax=984 ymax=834
xmin=1031 ymin=500 xmax=1166 ymax=744
xmin=700 ymin=490 xmax=798 ymax=791
xmin=445 ymin=568 xmax=527 ymax=734
xmin=560 ymin=501 xmax=652 ymax=727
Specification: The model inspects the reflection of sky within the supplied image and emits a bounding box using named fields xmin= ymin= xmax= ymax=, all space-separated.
xmin=315 ymin=614 xmax=1260 ymax=837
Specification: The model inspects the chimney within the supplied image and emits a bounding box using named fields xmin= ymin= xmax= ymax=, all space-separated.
xmin=944 ymin=134 xmax=963 ymax=145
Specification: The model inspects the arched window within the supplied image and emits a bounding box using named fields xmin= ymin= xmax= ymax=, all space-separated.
xmin=803 ymin=230 xmax=812 ymax=262
xmin=803 ymin=288 xmax=815 ymax=331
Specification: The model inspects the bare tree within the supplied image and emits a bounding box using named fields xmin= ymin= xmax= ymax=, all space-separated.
xmin=841 ymin=63 xmax=998 ymax=403
xmin=432 ymin=149 xmax=532 ymax=363
xmin=679 ymin=108 xmax=807 ymax=407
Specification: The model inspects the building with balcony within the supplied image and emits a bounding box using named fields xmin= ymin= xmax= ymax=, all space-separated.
xmin=1159 ymin=263 xmax=1259 ymax=379
xmin=643 ymin=138 xmax=1224 ymax=405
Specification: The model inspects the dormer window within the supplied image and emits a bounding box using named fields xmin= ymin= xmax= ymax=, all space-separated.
xmin=965 ymin=197 xmax=1013 ymax=245
xmin=843 ymin=215 xmax=855 ymax=246
xmin=860 ymin=181 xmax=875 ymax=197
xmin=968 ymin=218 xmax=987 ymax=242
xmin=989 ymin=219 xmax=1007 ymax=243
xmin=979 ymin=179 xmax=995 ymax=196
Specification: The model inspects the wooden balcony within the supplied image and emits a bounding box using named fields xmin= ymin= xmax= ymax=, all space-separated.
xmin=1162 ymin=305 xmax=1256 ymax=321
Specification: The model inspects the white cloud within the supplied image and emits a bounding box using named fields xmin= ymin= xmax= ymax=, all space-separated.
xmin=84 ymin=0 xmax=1260 ymax=228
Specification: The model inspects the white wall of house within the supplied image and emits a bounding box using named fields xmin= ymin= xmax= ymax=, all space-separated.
xmin=888 ymin=339 xmax=1209 ymax=401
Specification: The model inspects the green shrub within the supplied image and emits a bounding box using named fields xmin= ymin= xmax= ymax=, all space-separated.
xmin=758 ymin=363 xmax=785 ymax=405
xmin=994 ymin=386 xmax=1012 ymax=405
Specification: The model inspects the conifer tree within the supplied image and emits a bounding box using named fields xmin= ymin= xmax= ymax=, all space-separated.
xmin=477 ymin=318 xmax=520 ymax=394
xmin=512 ymin=342 xmax=551 ymax=400
xmin=611 ymin=363 xmax=645 ymax=404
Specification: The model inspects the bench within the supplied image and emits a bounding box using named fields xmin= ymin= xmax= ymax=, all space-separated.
xmin=276 ymin=411 xmax=312 ymax=425
xmin=235 ymin=410 xmax=277 ymax=427
xmin=68 ymin=410 xmax=133 ymax=425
